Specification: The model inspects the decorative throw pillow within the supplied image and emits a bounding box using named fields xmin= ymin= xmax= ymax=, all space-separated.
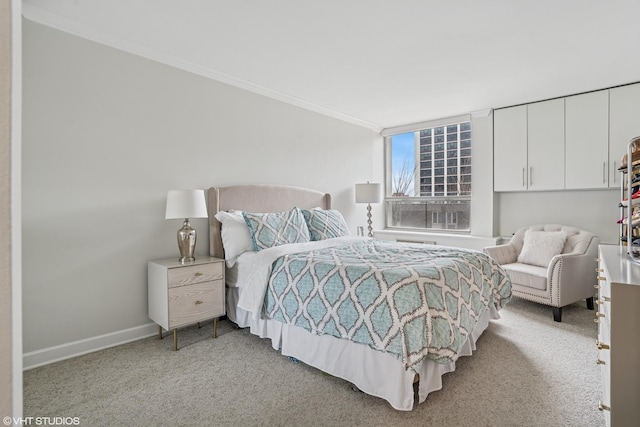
xmin=243 ymin=207 xmax=311 ymax=251
xmin=214 ymin=210 xmax=254 ymax=267
xmin=302 ymin=208 xmax=350 ymax=241
xmin=517 ymin=230 xmax=568 ymax=268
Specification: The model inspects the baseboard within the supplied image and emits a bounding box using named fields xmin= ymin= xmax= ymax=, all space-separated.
xmin=23 ymin=323 xmax=158 ymax=370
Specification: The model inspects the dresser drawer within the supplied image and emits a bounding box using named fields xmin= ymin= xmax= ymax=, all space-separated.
xmin=168 ymin=280 xmax=224 ymax=328
xmin=167 ymin=262 xmax=223 ymax=288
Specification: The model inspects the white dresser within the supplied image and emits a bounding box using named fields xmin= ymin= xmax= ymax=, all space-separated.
xmin=597 ymin=245 xmax=640 ymax=426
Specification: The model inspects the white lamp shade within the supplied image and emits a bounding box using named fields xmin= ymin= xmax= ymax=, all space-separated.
xmin=355 ymin=183 xmax=382 ymax=204
xmin=165 ymin=189 xmax=208 ymax=219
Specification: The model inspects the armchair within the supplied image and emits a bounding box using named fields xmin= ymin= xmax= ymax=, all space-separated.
xmin=483 ymin=224 xmax=599 ymax=322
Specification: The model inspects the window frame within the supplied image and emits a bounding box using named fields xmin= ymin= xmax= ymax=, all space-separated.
xmin=383 ymin=114 xmax=472 ymax=234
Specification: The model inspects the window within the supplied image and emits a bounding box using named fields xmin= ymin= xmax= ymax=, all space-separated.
xmin=385 ymin=118 xmax=471 ymax=232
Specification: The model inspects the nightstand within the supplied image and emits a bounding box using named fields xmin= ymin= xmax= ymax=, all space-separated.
xmin=148 ymin=256 xmax=225 ymax=350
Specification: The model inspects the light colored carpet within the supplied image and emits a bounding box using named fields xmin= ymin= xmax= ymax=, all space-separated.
xmin=24 ymin=298 xmax=605 ymax=427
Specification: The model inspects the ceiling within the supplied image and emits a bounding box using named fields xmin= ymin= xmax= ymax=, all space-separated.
xmin=22 ymin=0 xmax=640 ymax=132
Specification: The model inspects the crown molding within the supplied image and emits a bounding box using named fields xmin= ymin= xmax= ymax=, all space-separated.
xmin=21 ymin=3 xmax=382 ymax=132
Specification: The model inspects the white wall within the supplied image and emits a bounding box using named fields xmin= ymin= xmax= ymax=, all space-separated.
xmin=496 ymin=190 xmax=619 ymax=244
xmin=22 ymin=20 xmax=381 ymax=362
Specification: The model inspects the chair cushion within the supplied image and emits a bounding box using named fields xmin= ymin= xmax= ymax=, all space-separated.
xmin=501 ymin=262 xmax=548 ymax=291
xmin=517 ymin=230 xmax=567 ymax=268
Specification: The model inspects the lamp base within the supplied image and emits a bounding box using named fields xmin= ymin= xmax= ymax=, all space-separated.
xmin=366 ymin=203 xmax=373 ymax=237
xmin=177 ymin=219 xmax=197 ymax=263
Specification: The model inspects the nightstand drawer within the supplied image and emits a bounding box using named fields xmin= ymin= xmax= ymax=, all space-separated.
xmin=167 ymin=262 xmax=223 ymax=288
xmin=168 ymin=280 xmax=224 ymax=328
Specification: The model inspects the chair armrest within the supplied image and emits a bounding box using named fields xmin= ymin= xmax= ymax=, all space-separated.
xmin=548 ymin=249 xmax=598 ymax=306
xmin=483 ymin=244 xmax=518 ymax=265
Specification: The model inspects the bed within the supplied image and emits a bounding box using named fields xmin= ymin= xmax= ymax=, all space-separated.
xmin=207 ymin=184 xmax=512 ymax=411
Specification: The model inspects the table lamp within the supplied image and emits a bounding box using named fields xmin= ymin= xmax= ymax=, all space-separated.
xmin=355 ymin=182 xmax=382 ymax=237
xmin=165 ymin=189 xmax=208 ymax=263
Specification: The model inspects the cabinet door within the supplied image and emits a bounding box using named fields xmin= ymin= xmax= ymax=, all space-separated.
xmin=565 ymin=90 xmax=609 ymax=189
xmin=527 ymin=99 xmax=565 ymax=190
xmin=609 ymin=83 xmax=640 ymax=187
xmin=494 ymin=105 xmax=527 ymax=191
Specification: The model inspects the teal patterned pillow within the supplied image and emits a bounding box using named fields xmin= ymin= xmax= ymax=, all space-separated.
xmin=302 ymin=208 xmax=351 ymax=241
xmin=243 ymin=207 xmax=311 ymax=251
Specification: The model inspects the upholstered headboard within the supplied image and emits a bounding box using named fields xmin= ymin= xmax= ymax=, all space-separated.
xmin=207 ymin=184 xmax=332 ymax=259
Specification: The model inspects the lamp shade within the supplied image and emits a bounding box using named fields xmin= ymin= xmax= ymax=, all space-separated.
xmin=355 ymin=183 xmax=382 ymax=204
xmin=165 ymin=189 xmax=208 ymax=219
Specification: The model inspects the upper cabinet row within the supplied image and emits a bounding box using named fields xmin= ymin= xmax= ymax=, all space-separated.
xmin=494 ymin=83 xmax=640 ymax=192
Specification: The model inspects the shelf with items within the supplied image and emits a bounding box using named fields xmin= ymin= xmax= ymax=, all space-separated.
xmin=619 ymin=136 xmax=640 ymax=263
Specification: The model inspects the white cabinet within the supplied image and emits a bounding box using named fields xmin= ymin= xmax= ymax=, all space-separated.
xmin=494 ymin=100 xmax=564 ymax=191
xmin=609 ymin=83 xmax=640 ymax=187
xmin=527 ymin=98 xmax=565 ymax=190
xmin=494 ymin=83 xmax=640 ymax=192
xmin=565 ymin=90 xmax=609 ymax=189
xmin=597 ymin=245 xmax=640 ymax=426
xmin=494 ymin=105 xmax=527 ymax=191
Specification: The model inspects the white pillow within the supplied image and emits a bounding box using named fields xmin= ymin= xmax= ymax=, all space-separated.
xmin=214 ymin=210 xmax=254 ymax=267
xmin=517 ymin=230 xmax=567 ymax=268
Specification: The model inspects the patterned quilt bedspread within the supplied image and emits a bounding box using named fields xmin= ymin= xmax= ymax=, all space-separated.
xmin=256 ymin=238 xmax=512 ymax=370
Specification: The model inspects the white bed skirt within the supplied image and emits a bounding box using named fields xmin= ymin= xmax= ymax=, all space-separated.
xmin=226 ymin=287 xmax=498 ymax=411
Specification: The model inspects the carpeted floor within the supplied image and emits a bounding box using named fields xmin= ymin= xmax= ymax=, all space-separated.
xmin=24 ymin=298 xmax=605 ymax=427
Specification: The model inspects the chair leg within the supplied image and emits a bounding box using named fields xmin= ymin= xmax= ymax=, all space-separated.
xmin=586 ymin=297 xmax=594 ymax=310
xmin=552 ymin=306 xmax=562 ymax=322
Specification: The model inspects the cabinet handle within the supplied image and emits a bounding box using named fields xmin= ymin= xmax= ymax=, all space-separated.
xmin=595 ymin=312 xmax=605 ymax=318
xmin=598 ymin=401 xmax=611 ymax=412
xmin=195 ymin=300 xmax=203 ymax=305
xmin=529 ymin=166 xmax=533 ymax=186
xmin=522 ymin=168 xmax=526 ymax=187
xmin=596 ymin=358 xmax=606 ymax=365
xmin=602 ymin=161 xmax=606 ymax=184
xmin=596 ymin=339 xmax=610 ymax=350
xmin=194 ymin=272 xmax=203 ymax=277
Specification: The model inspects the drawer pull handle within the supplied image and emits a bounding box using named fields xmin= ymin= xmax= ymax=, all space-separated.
xmin=194 ymin=272 xmax=203 ymax=277
xmin=596 ymin=276 xmax=606 ymax=281
xmin=598 ymin=401 xmax=610 ymax=412
xmin=195 ymin=300 xmax=203 ymax=305
xmin=596 ymin=339 xmax=610 ymax=350
xmin=596 ymin=358 xmax=606 ymax=365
